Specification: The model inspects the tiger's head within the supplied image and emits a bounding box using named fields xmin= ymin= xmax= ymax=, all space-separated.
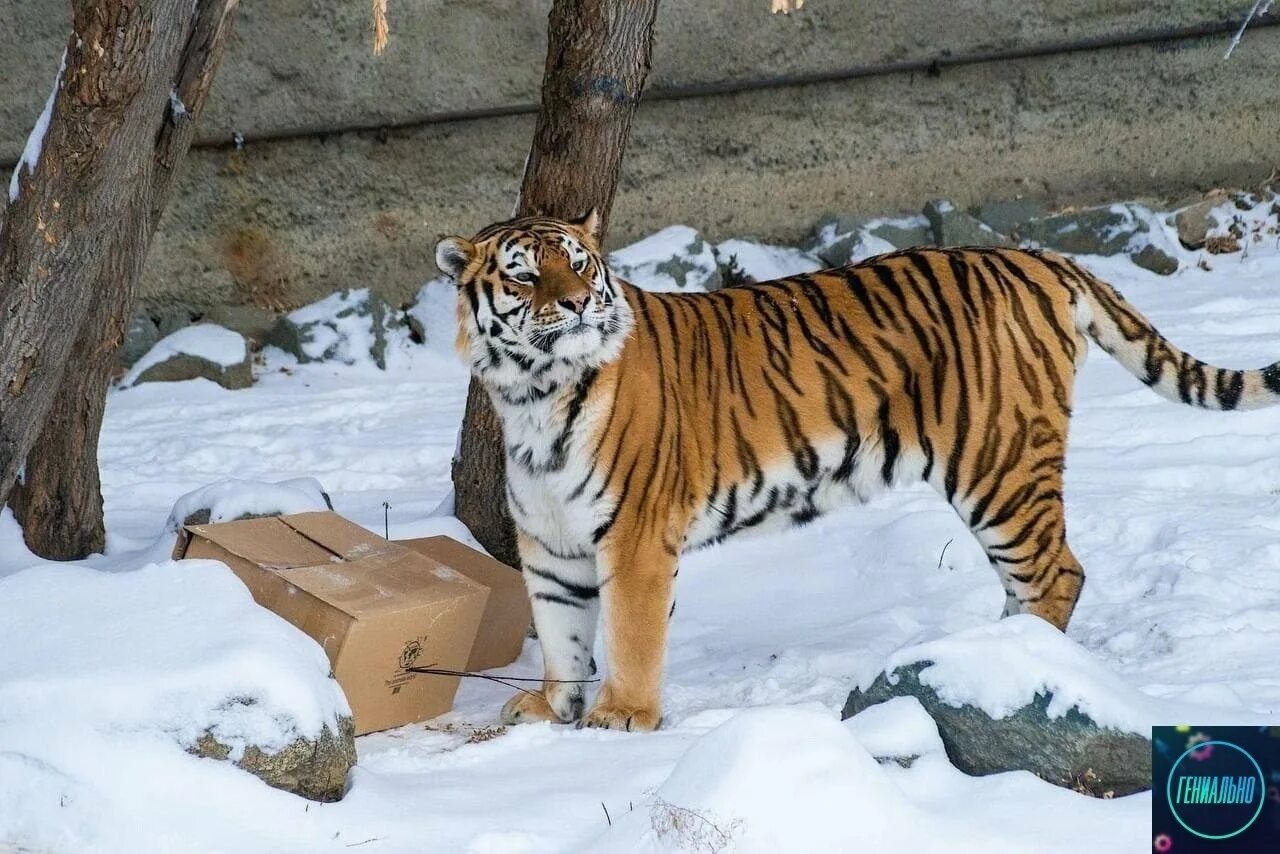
xmin=434 ymin=212 xmax=633 ymax=388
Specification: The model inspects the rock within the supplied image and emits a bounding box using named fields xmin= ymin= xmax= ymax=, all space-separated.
xmin=191 ymin=715 xmax=356 ymax=802
xmin=608 ymin=226 xmax=722 ymax=291
xmin=867 ymin=220 xmax=933 ymax=251
xmin=923 ymin=199 xmax=1013 ymax=247
xmin=1172 ymin=189 xmax=1230 ymax=249
xmin=1130 ymin=243 xmax=1179 ymax=276
xmin=842 ymin=662 xmax=1151 ymax=797
xmin=120 ymin=313 xmax=161 ymax=367
xmin=1015 ymin=204 xmax=1152 ymax=256
xmin=265 ymin=288 xmax=395 ymax=369
xmin=125 ymin=324 xmax=252 ymax=390
xmin=970 ymin=199 xmax=1048 ymax=236
xmin=203 ymin=305 xmax=280 ymax=346
xmin=152 ymin=307 xmax=195 ymax=338
xmin=811 ymin=214 xmax=933 ymax=267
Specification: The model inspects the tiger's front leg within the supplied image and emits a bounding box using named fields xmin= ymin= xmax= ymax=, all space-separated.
xmin=579 ymin=532 xmax=676 ymax=732
xmin=501 ymin=532 xmax=599 ymax=725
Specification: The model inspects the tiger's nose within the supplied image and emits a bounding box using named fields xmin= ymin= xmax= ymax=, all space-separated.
xmin=558 ymin=292 xmax=590 ymax=315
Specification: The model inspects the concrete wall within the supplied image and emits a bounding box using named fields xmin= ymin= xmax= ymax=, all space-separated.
xmin=3 ymin=1 xmax=1278 ymax=312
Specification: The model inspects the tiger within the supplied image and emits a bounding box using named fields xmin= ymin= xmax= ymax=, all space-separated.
xmin=434 ymin=211 xmax=1280 ymax=732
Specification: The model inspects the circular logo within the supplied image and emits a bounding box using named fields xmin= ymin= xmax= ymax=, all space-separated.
xmin=1166 ymin=740 xmax=1265 ymax=840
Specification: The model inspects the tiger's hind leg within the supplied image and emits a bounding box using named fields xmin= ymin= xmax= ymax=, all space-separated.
xmin=937 ymin=424 xmax=1084 ymax=630
xmin=968 ymin=484 xmax=1084 ymax=631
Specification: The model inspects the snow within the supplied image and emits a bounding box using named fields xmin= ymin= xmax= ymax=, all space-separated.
xmin=163 ymin=476 xmax=332 ymax=533
xmin=122 ymin=323 xmax=248 ymax=387
xmin=842 ymin=695 xmax=944 ymax=759
xmin=715 ymin=238 xmax=823 ymax=281
xmin=1 ymin=200 xmax=1279 ymax=851
xmin=0 ymin=560 xmax=349 ymax=851
xmin=8 ymin=50 xmax=64 ymax=202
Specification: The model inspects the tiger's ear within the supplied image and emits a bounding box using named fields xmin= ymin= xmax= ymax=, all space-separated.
xmin=435 ymin=236 xmax=475 ymax=280
xmin=571 ymin=208 xmax=602 ymax=243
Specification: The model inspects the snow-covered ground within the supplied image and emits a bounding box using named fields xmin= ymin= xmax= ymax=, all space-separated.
xmin=3 ymin=211 xmax=1280 ymax=852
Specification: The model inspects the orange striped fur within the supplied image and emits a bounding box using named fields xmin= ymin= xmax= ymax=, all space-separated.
xmin=435 ymin=213 xmax=1280 ymax=731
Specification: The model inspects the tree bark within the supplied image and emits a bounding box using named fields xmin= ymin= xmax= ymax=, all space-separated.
xmin=0 ymin=0 xmax=196 ymax=516
xmin=452 ymin=0 xmax=659 ymax=568
xmin=12 ymin=0 xmax=241 ymax=560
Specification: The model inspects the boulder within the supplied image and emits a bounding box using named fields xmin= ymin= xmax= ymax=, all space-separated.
xmin=125 ymin=324 xmax=252 ymax=390
xmin=1014 ymin=204 xmax=1151 ymax=256
xmin=809 ymin=213 xmax=932 ymax=267
xmin=608 ymin=226 xmax=722 ymax=291
xmin=265 ymin=288 xmax=395 ymax=369
xmin=191 ymin=716 xmax=355 ymax=802
xmin=1130 ymin=243 xmax=1179 ymax=276
xmin=970 ymin=199 xmax=1048 ymax=236
xmin=867 ymin=220 xmax=933 ymax=251
xmin=120 ymin=313 xmax=161 ymax=367
xmin=1172 ymin=189 xmax=1230 ymax=249
xmin=203 ymin=305 xmax=280 ymax=347
xmin=923 ymin=199 xmax=1013 ymax=247
xmin=842 ymin=662 xmax=1151 ymax=797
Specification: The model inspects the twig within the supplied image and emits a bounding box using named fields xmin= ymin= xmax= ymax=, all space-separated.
xmin=601 ymin=802 xmax=612 ymax=826
xmin=937 ymin=538 xmax=955 ymax=570
xmin=346 ymin=838 xmax=384 ymax=848
xmin=404 ymin=665 xmax=600 ymax=700
xmin=1225 ymin=0 xmax=1274 ymax=58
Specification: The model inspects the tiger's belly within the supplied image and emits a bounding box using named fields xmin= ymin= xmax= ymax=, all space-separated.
xmin=683 ymin=435 xmax=922 ymax=552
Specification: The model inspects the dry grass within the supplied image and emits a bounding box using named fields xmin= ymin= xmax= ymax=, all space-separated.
xmin=649 ymin=797 xmax=743 ymax=853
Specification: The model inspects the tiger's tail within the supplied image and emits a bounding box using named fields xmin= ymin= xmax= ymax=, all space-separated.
xmin=1071 ymin=261 xmax=1280 ymax=411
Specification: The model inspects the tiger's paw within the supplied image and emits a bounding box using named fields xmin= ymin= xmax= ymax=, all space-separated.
xmin=577 ymin=701 xmax=662 ymax=732
xmin=501 ymin=686 xmax=584 ymax=725
xmin=501 ymin=691 xmax=562 ymax=725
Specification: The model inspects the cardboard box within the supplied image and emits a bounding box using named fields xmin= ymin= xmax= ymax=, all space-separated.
xmin=396 ymin=536 xmax=531 ymax=672
xmin=174 ymin=512 xmax=488 ymax=735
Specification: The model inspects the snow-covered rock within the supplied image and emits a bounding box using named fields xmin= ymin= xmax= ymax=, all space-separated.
xmin=608 ymin=226 xmax=722 ymax=291
xmin=1014 ymin=203 xmax=1180 ymax=274
xmin=714 ymin=238 xmax=822 ymax=282
xmin=123 ymin=324 xmax=252 ymax=390
xmin=843 ymin=695 xmax=945 ymax=767
xmin=265 ymin=288 xmax=395 ymax=369
xmin=808 ymin=212 xmax=931 ymax=266
xmin=0 ymin=560 xmax=355 ymax=816
xmin=841 ymin=615 xmax=1273 ymax=797
xmin=165 ymin=477 xmax=333 ymax=533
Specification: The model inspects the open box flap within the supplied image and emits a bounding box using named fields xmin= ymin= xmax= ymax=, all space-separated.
xmin=182 ymin=513 xmax=486 ymax=619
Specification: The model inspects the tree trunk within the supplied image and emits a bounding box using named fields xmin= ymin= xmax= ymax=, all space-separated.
xmin=12 ymin=0 xmax=241 ymax=560
xmin=0 ymin=0 xmax=196 ymax=516
xmin=452 ymin=0 xmax=659 ymax=567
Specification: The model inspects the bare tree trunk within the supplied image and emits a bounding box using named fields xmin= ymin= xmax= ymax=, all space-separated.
xmin=0 ymin=0 xmax=196 ymax=516
xmin=12 ymin=0 xmax=240 ymax=559
xmin=452 ymin=0 xmax=659 ymax=567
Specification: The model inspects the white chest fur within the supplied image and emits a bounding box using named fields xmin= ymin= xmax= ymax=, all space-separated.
xmin=491 ymin=379 xmax=614 ymax=556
